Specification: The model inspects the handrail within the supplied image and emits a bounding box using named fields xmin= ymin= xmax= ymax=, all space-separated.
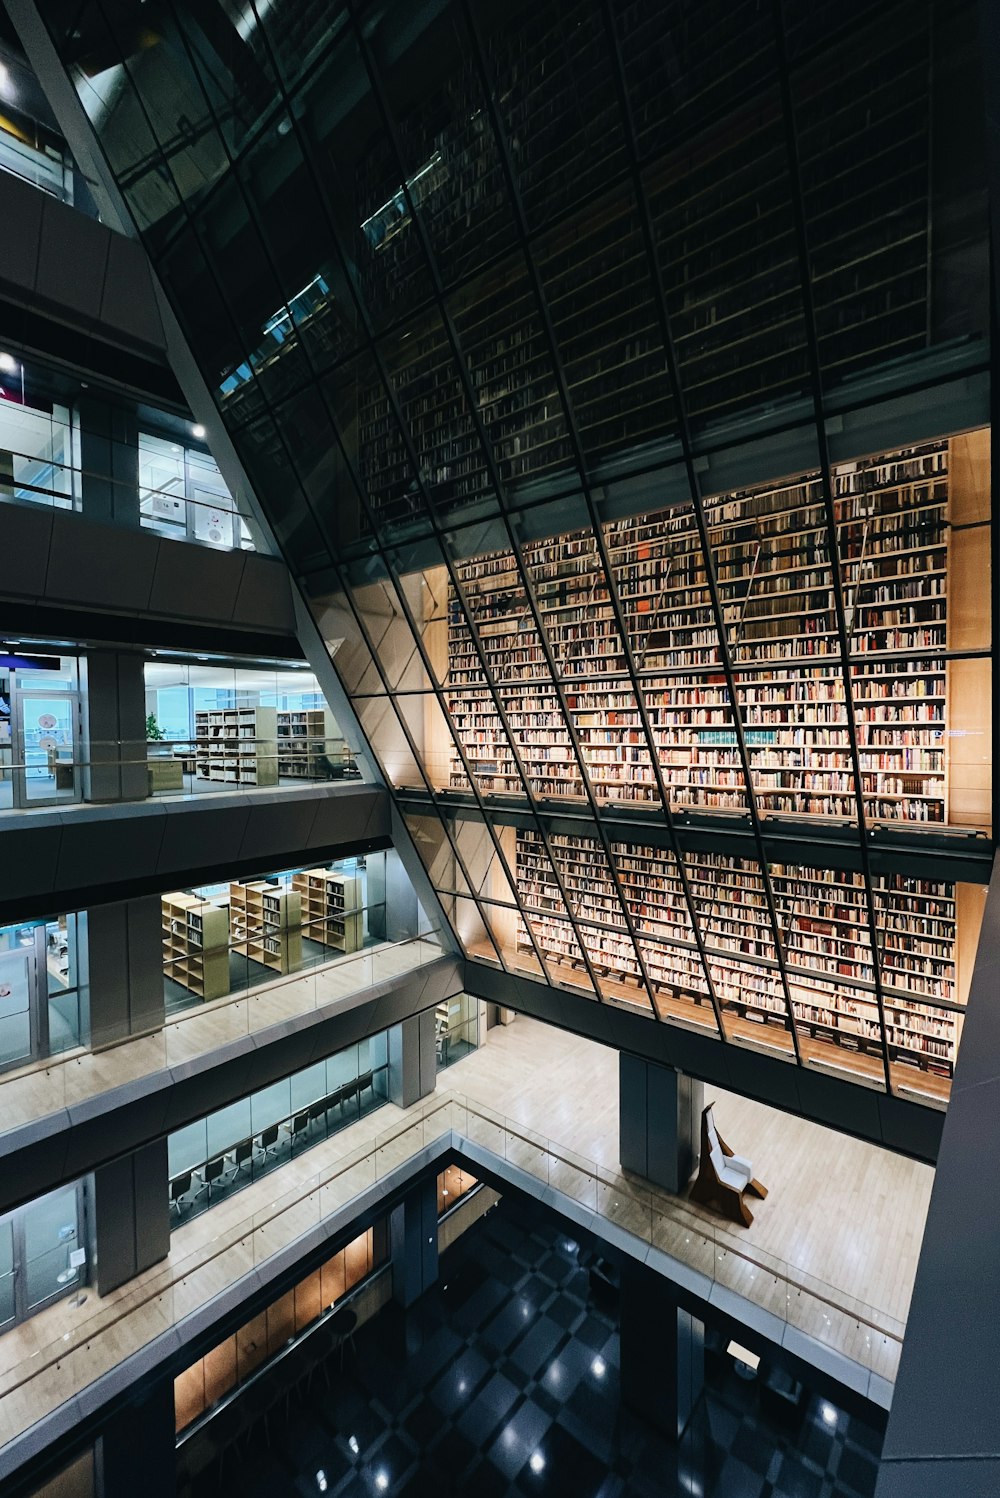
xmin=0 ymin=1086 xmax=902 ymax=1454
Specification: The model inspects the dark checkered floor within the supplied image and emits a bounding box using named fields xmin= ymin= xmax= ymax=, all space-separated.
xmin=187 ymin=1195 xmax=885 ymax=1497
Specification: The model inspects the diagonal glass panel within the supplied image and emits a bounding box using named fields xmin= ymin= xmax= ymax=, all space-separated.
xmin=609 ymin=839 xmax=717 ymax=1033
xmin=781 ymin=2 xmax=988 ymax=397
xmin=703 ymin=465 xmax=858 ymax=823
xmin=448 ymin=253 xmax=575 ymax=492
xmin=602 ymin=499 xmax=749 ymax=814
xmin=541 ymin=831 xmax=654 ymax=1013
xmin=401 ymin=811 xmax=476 ymax=899
xmin=871 ymin=872 xmax=986 ymax=1103
xmin=476 ymin=0 xmax=628 ymax=234
xmin=771 ymin=862 xmax=885 ymax=1088
xmin=371 ymin=1 xmax=521 ymax=289
xmin=532 ymin=180 xmax=678 ymax=467
xmin=838 ymin=441 xmax=954 ymax=829
xmin=446 ymin=538 xmax=586 ymax=803
xmin=614 ymin=0 xmax=776 ymax=161
xmin=380 ymin=310 xmax=494 ymax=520
xmin=679 ymin=850 xmax=791 ymax=1052
xmin=513 ymin=512 xmax=660 ymax=804
xmin=504 ymin=830 xmax=599 ymax=998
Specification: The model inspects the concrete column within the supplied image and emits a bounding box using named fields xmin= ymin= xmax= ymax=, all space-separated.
xmin=620 ymin=1259 xmax=704 ymax=1441
xmin=619 ymin=1054 xmax=703 ymax=1195
xmin=388 ymin=1010 xmax=437 ymax=1109
xmin=87 ymin=896 xmax=165 ymax=1049
xmin=81 ymin=650 xmax=148 ymax=802
xmin=98 ymin=1379 xmax=175 ymax=1498
xmin=93 ymin=1138 xmax=169 ymax=1296
xmin=390 ymin=1176 xmax=438 ymax=1308
xmin=74 ymin=395 xmax=139 ymax=527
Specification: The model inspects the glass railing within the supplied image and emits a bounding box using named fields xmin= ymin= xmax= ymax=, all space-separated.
xmin=0 ymin=1086 xmax=903 ymax=1458
xmin=0 ymin=444 xmax=262 ymax=553
xmin=0 ymin=933 xmax=447 ymax=1139
xmin=0 ymin=738 xmax=362 ymax=811
xmin=0 ymin=131 xmax=74 ymax=204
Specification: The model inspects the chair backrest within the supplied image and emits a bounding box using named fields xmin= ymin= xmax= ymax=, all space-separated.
xmin=260 ymin=1124 xmax=279 ymax=1148
xmin=704 ymin=1105 xmax=720 ymax=1154
xmin=357 ymin=1071 xmax=373 ymax=1092
xmin=293 ymin=1111 xmax=308 ymax=1134
xmin=708 ymin=1143 xmax=725 ymax=1179
xmin=170 ymin=1172 xmax=192 ymax=1201
xmin=234 ymin=1139 xmax=253 ymax=1165
xmin=205 ymin=1156 xmax=225 ymax=1183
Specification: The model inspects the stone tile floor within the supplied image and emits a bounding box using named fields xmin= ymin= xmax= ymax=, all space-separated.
xmin=184 ymin=1194 xmax=884 ymax=1497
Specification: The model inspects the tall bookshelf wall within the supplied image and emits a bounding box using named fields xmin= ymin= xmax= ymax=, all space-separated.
xmin=512 ymin=828 xmax=972 ymax=1080
xmin=440 ymin=437 xmax=988 ymax=828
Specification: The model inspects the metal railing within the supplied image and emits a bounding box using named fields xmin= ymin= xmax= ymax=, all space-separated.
xmin=0 ymin=1088 xmax=903 ymax=1456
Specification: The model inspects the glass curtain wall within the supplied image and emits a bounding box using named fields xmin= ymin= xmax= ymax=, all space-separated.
xmin=0 ymin=1183 xmax=86 ymax=1333
xmin=143 ymin=658 xmax=355 ymax=794
xmin=0 ymin=913 xmax=84 ymax=1068
xmin=49 ymin=0 xmax=993 ymax=1106
xmin=166 ymin=1034 xmax=390 ymax=1224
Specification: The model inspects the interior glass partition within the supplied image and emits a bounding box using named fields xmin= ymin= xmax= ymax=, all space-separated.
xmin=161 ymin=852 xmax=387 ymax=1016
xmin=166 ymin=1035 xmax=390 ymax=1225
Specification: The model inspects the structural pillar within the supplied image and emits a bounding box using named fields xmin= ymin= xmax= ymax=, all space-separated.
xmin=74 ymin=395 xmax=140 ymax=527
xmin=388 ymin=1010 xmax=437 ymax=1109
xmin=98 ymin=1379 xmax=175 ymax=1498
xmin=389 ymin=1176 xmax=439 ymax=1308
xmin=81 ymin=650 xmax=148 ymax=802
xmin=86 ymin=895 xmax=165 ymax=1048
xmin=92 ymin=1138 xmax=170 ymax=1296
xmin=619 ymin=1054 xmax=703 ymax=1194
xmin=620 ymin=1259 xmax=704 ymax=1441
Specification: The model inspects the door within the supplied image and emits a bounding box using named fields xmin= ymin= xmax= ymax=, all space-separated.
xmin=0 ymin=946 xmax=35 ymax=1070
xmin=12 ymin=692 xmax=80 ymax=807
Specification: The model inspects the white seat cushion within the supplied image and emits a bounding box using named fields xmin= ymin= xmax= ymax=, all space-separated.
xmin=727 ymin=1155 xmax=753 ymax=1180
xmin=719 ymin=1164 xmax=749 ymax=1191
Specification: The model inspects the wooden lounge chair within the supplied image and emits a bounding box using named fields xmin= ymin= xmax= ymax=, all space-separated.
xmin=689 ymin=1102 xmax=768 ymax=1227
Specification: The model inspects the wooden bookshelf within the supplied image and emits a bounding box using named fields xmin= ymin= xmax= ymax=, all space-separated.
xmin=291 ymin=869 xmax=363 ymax=954
xmin=512 ymin=829 xmax=981 ymax=1080
xmin=161 ymin=893 xmax=230 ymax=1001
xmin=438 ymin=437 xmax=990 ymax=829
xmin=230 ymin=882 xmax=302 ymax=974
xmin=276 ymin=709 xmax=340 ymax=778
xmin=194 ymin=707 xmax=278 ymax=787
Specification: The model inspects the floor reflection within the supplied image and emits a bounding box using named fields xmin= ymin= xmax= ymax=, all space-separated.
xmin=179 ymin=1194 xmax=884 ymax=1497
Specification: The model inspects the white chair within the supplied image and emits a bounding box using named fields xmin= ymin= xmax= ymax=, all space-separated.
xmin=690 ymin=1103 xmax=768 ymax=1227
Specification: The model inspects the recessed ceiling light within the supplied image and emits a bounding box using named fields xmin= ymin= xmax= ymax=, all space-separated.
xmin=0 ymin=352 xmax=17 ymax=373
xmin=529 ymin=1452 xmax=545 ymax=1474
xmin=192 ymin=424 xmax=206 ymax=439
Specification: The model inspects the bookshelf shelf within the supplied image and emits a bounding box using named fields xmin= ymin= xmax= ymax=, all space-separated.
xmin=161 ymin=893 xmax=230 ymax=1001
xmin=276 ymin=709 xmax=339 ymax=779
xmin=291 ymin=869 xmax=364 ymax=954
xmin=194 ymin=708 xmax=279 ymax=787
xmin=230 ymin=882 xmax=302 ymax=975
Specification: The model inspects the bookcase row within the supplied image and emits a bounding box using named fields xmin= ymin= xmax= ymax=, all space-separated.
xmin=509 ymin=827 xmax=981 ymax=1078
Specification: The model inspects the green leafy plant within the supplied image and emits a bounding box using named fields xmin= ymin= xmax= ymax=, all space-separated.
xmin=146 ymin=713 xmax=164 ymax=742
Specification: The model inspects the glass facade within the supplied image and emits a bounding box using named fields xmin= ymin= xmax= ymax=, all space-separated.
xmin=0 ymin=913 xmax=83 ymax=1069
xmin=0 ymin=1183 xmax=85 ymax=1331
xmin=48 ymin=0 xmax=993 ymax=1106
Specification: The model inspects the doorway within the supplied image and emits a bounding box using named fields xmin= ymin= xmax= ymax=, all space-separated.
xmin=10 ymin=690 xmax=81 ymax=807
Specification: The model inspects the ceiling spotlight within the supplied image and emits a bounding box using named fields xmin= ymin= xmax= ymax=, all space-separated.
xmin=529 ymin=1452 xmax=546 ymax=1475
xmin=191 ymin=423 xmax=206 ymax=439
xmin=0 ymin=351 xmax=17 ymax=374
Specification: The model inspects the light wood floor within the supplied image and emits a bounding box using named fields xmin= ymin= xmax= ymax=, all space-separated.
xmin=0 ymin=1012 xmax=929 ymax=1449
xmin=0 ymin=938 xmax=443 ymax=1138
xmin=439 ymin=1016 xmax=933 ymax=1329
xmin=468 ymin=943 xmax=951 ymax=1104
